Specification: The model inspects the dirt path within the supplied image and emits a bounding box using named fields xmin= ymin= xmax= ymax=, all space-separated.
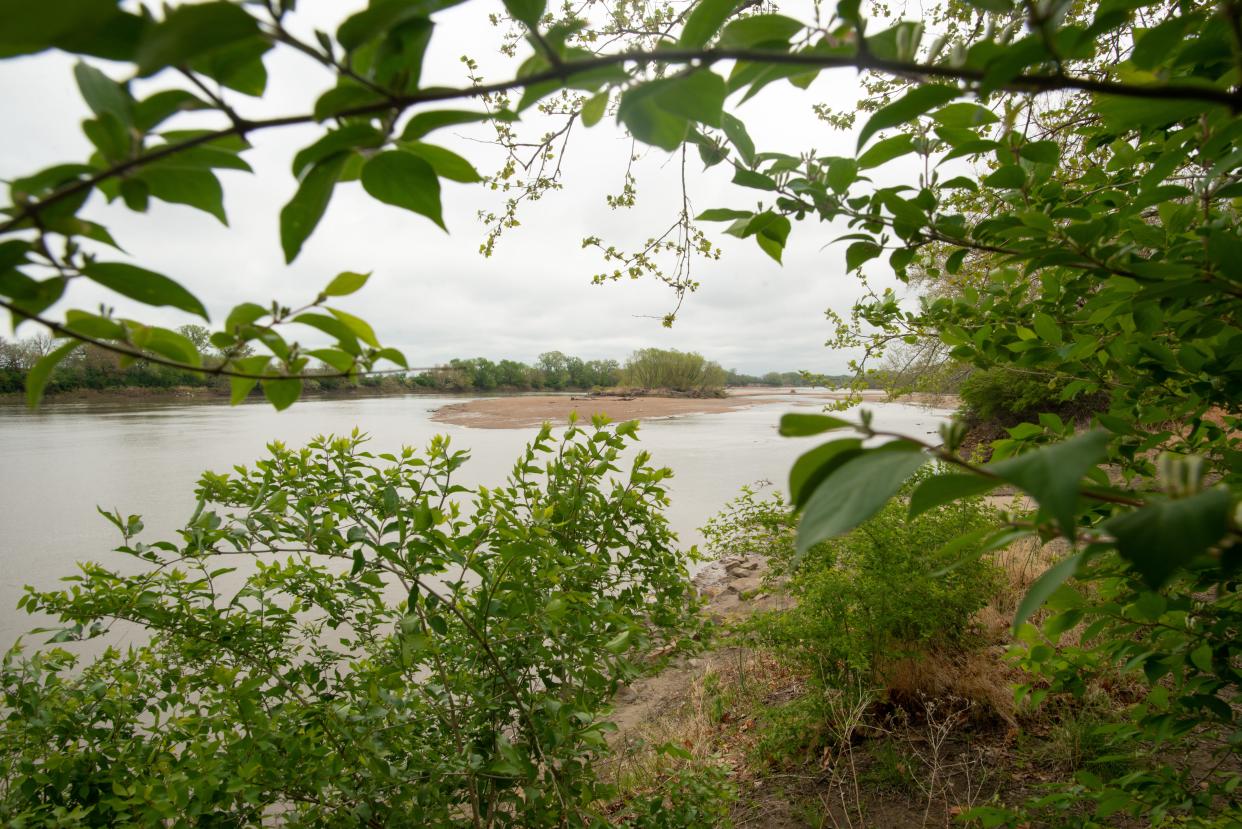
xmin=609 ymin=552 xmax=787 ymax=741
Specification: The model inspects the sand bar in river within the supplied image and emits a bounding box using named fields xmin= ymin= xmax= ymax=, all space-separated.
xmin=428 ymin=389 xmax=929 ymax=429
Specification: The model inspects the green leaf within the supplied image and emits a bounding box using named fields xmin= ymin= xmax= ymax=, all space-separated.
xmin=25 ymin=340 xmax=81 ymax=408
xmin=1131 ymin=15 xmax=1199 ymax=70
xmin=857 ymin=134 xmax=916 ymax=169
xmin=1105 ymin=489 xmax=1232 ymax=589
xmin=401 ymin=109 xmax=516 ymax=141
xmin=329 ymin=308 xmax=380 ymax=348
xmin=988 ymin=430 xmax=1110 ymax=539
xmin=337 ymin=0 xmax=451 ymax=50
xmin=324 ymin=271 xmax=371 ymax=297
xmin=139 ymin=168 xmax=227 ymax=224
xmin=696 ymin=208 xmax=752 ymax=221
xmin=130 ymin=325 xmax=202 ymax=367
xmin=292 ymin=125 xmax=384 ymax=178
xmin=228 ymin=355 xmax=269 ymax=404
xmin=225 ymin=302 xmax=268 ymax=332
xmin=617 ymin=85 xmax=690 ymax=151
xmin=309 ymin=348 xmax=356 ymax=373
xmin=858 ymin=85 xmax=959 ymax=149
xmin=604 ymin=629 xmax=631 ymax=653
xmin=1014 ymin=551 xmax=1084 ymax=631
xmin=718 ymin=14 xmax=801 ymax=48
xmin=653 ymin=71 xmax=727 ymax=128
xmin=190 ymin=35 xmax=269 ymax=97
xmin=402 ymin=142 xmax=483 ymax=183
xmin=136 ymin=2 xmax=260 ymax=76
xmin=779 ymin=413 xmax=854 ymax=436
xmin=680 ymin=0 xmax=739 ymax=46
xmin=0 ymin=0 xmax=145 ymax=62
xmin=721 ymin=113 xmax=755 ymax=166
xmin=82 ymin=262 xmax=209 ymax=319
xmin=361 ymin=151 xmax=445 ymax=230
xmin=732 ymin=168 xmax=777 ymax=190
xmin=796 ymin=444 xmax=928 ymax=553
xmin=908 ymin=473 xmax=1000 ymax=519
xmin=845 ymin=241 xmax=882 ymax=271
xmin=932 ymin=102 xmax=998 ymax=128
xmin=262 ymin=377 xmax=303 ymax=411
xmin=1032 ymin=312 xmax=1062 ymax=345
xmin=281 ymin=154 xmax=347 ymax=264
xmin=293 ymin=313 xmax=362 ymax=353
xmin=503 ymin=0 xmax=545 ymax=26
xmin=580 ymin=91 xmax=608 ymax=127
xmin=63 ymin=310 xmax=125 ymax=340
xmin=313 ymin=84 xmax=386 ymax=120
xmin=74 ymin=61 xmax=130 ymax=125
xmin=376 ymin=347 xmax=408 ymax=368
xmin=983 ymin=165 xmax=1026 ymax=188
xmin=789 ymin=438 xmax=865 ymax=508
xmin=1020 ymin=140 xmax=1060 ymax=164
xmin=1094 ymin=97 xmax=1220 ymax=130
xmin=134 ymin=89 xmax=206 ymax=131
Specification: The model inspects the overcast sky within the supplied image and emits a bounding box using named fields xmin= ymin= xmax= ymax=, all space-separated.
xmin=0 ymin=0 xmax=917 ymax=375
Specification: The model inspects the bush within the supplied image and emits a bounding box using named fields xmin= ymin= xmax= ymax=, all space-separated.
xmin=958 ymin=367 xmax=1108 ymax=428
xmin=1 ymin=419 xmax=700 ymax=827
xmin=612 ymin=747 xmax=736 ymax=828
xmin=621 ymin=349 xmax=726 ymax=394
xmin=705 ymin=476 xmax=1001 ymax=691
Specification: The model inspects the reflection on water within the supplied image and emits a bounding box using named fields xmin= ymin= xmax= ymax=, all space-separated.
xmin=0 ymin=393 xmax=950 ymax=644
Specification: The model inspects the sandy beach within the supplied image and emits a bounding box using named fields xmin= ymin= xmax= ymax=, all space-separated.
xmin=429 ymin=388 xmax=957 ymax=429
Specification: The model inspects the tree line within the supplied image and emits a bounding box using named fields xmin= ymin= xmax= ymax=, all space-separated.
xmin=0 ymin=335 xmax=814 ymax=397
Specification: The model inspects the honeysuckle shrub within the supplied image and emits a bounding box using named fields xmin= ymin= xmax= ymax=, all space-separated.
xmin=0 ymin=418 xmax=703 ymax=827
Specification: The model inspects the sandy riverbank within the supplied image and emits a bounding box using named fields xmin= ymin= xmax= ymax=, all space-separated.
xmin=431 ymin=393 xmax=759 ymax=428
xmin=430 ymin=388 xmax=959 ymax=429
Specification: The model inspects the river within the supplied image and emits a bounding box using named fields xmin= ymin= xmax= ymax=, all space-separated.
xmin=0 ymin=392 xmax=951 ymax=645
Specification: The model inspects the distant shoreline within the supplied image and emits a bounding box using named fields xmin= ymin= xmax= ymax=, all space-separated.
xmin=1 ymin=384 xmax=960 ymax=417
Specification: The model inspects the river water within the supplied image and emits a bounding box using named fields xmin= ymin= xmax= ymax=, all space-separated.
xmin=0 ymin=393 xmax=950 ymax=645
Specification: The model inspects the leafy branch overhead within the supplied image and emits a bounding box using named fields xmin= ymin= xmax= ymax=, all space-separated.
xmin=5 ymin=0 xmax=1242 ymax=406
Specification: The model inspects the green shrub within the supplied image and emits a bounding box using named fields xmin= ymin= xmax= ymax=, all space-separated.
xmin=621 ymin=348 xmax=726 ymax=393
xmin=958 ymin=367 xmax=1108 ymax=428
xmin=1 ymin=420 xmax=700 ymax=827
xmin=615 ymin=748 xmax=736 ymax=828
xmin=703 ymin=476 xmax=1001 ymax=689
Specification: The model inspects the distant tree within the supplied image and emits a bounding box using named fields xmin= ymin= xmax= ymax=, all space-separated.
xmin=537 ymin=351 xmax=570 ymax=390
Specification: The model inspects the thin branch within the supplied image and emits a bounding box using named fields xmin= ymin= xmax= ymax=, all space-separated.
xmin=0 ymin=297 xmax=447 ymax=381
xmin=5 ymin=47 xmax=1239 ymax=234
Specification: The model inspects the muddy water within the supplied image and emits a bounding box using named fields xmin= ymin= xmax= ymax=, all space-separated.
xmin=0 ymin=393 xmax=951 ymax=645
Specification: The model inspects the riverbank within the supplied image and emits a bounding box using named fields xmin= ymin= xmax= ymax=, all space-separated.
xmin=430 ymin=388 xmax=959 ymax=429
xmin=431 ymin=393 xmax=758 ymax=428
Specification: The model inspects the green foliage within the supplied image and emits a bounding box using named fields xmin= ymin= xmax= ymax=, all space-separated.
xmin=958 ymin=367 xmax=1109 ymax=429
xmin=612 ymin=748 xmax=736 ymax=828
xmin=999 ymin=547 xmax=1242 ymax=826
xmin=621 ymin=348 xmax=726 ymax=394
xmin=705 ymin=478 xmax=1001 ymax=685
xmin=1 ymin=421 xmax=701 ymax=826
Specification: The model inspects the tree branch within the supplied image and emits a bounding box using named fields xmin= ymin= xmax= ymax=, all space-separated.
xmin=5 ymin=47 xmax=1238 ymax=235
